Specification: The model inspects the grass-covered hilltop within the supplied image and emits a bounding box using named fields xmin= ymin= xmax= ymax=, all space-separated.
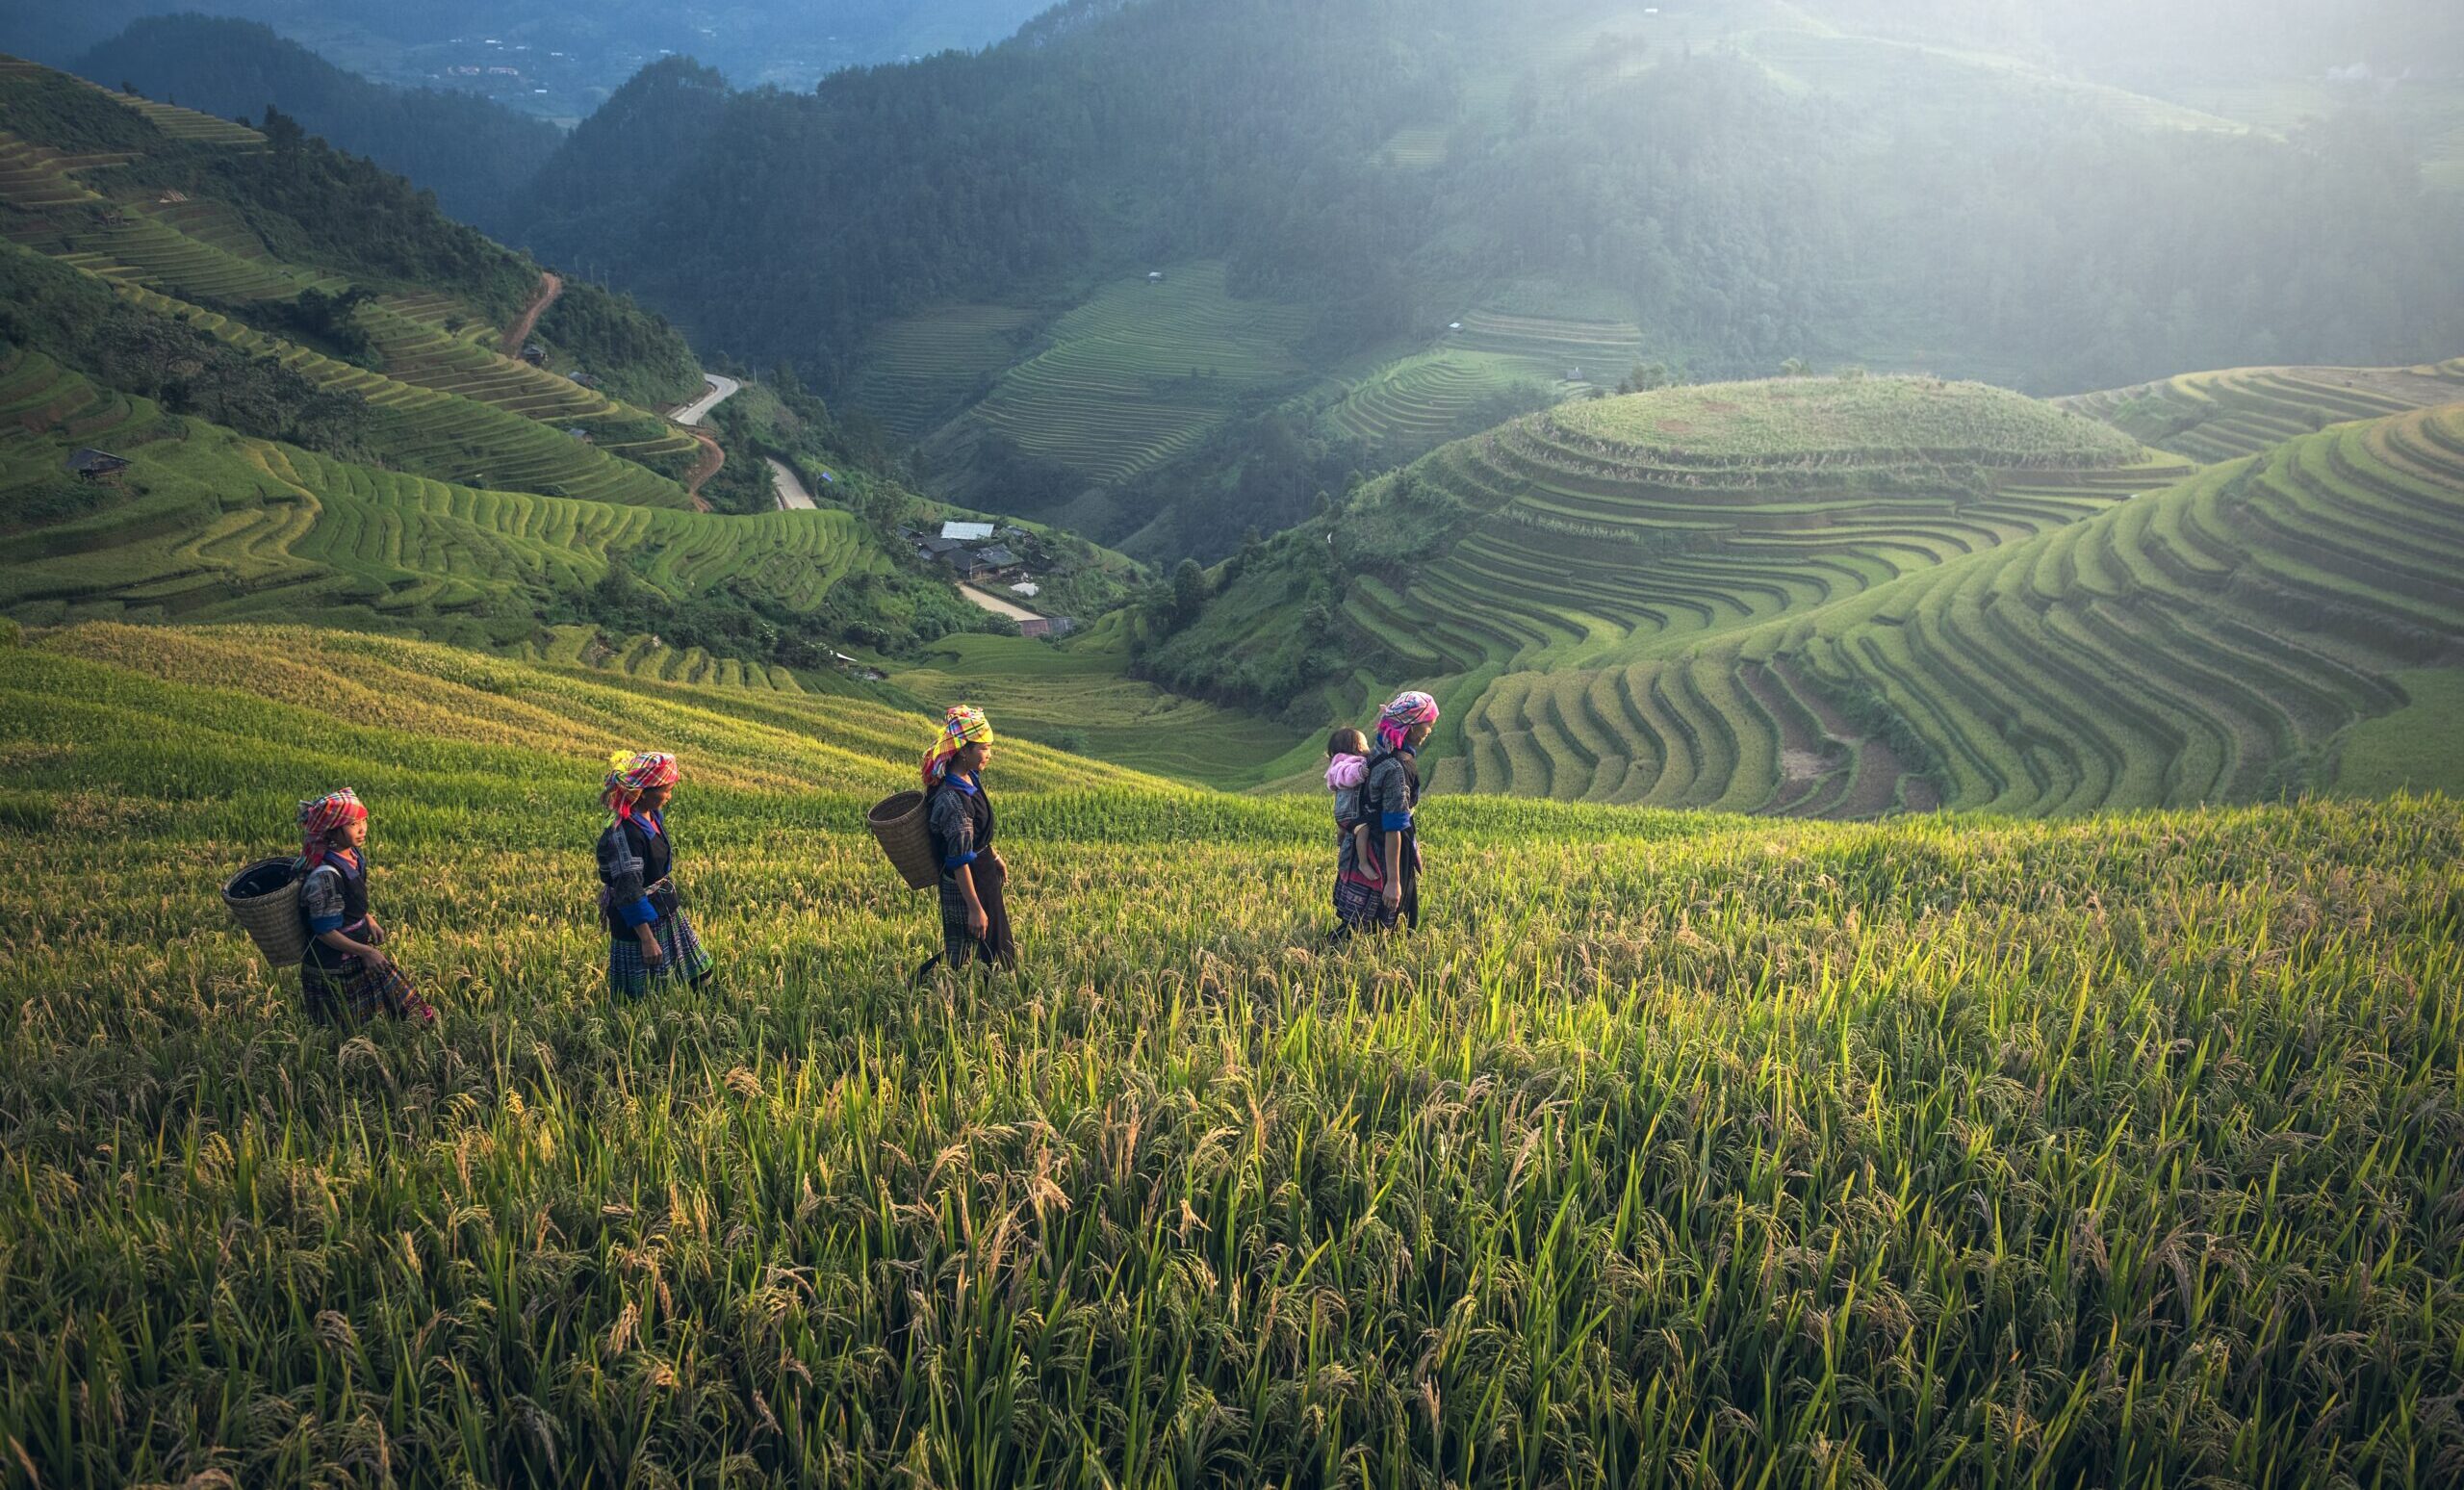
xmin=1155 ymin=368 xmax=2464 ymax=808
xmin=3 ymin=33 xmax=2464 ymax=1490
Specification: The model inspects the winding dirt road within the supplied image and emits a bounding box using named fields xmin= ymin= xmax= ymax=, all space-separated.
xmin=958 ymin=582 xmax=1042 ymax=622
xmin=501 ymin=271 xmax=561 ymax=352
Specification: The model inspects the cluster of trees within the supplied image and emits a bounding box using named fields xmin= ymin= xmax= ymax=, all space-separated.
xmin=534 ymin=280 xmax=702 ymax=410
xmin=0 ymin=251 xmax=376 ymax=461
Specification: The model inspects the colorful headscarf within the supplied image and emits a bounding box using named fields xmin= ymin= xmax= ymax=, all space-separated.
xmin=297 ymin=787 xmax=368 ymax=867
xmin=1376 ymin=690 xmax=1442 ymax=751
xmin=921 ymin=705 xmax=994 ymax=787
xmin=603 ymin=750 xmax=680 ymax=820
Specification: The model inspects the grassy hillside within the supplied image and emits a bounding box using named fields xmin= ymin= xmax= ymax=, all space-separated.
xmin=1151 ymin=376 xmax=2175 ymax=708
xmin=0 ymin=53 xmax=1055 ymax=687
xmin=1443 ymin=397 xmax=2464 ymax=812
xmin=0 ymin=349 xmax=1008 ymax=682
xmin=2 ymin=621 xmax=2459 ymax=1484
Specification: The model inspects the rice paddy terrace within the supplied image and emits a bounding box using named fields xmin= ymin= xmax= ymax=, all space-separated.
xmin=925 ymin=263 xmax=1313 ymax=489
xmin=0 ymin=62 xmax=704 ymax=508
xmin=1444 ymin=397 xmax=2464 ymax=812
xmin=4 ymin=620 xmax=2461 ymax=1485
xmin=2062 ymin=360 xmax=2464 ymax=464
xmin=840 ymin=301 xmax=1039 ymax=440
xmin=1346 ymin=376 xmax=2175 ymax=685
xmin=0 ymin=350 xmax=891 ymax=679
xmin=1316 ymin=311 xmax=1646 ymax=454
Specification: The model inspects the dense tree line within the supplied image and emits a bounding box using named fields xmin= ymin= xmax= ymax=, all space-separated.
xmin=72 ymin=16 xmax=564 ymax=238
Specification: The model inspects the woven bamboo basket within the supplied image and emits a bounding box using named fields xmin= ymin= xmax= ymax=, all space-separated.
xmin=223 ymin=857 xmax=307 ymax=967
xmin=866 ymin=791 xmax=937 ymax=890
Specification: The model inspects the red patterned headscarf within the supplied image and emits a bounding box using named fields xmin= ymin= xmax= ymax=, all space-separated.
xmin=1376 ymin=690 xmax=1441 ymax=752
xmin=603 ymin=750 xmax=680 ymax=820
xmin=297 ymin=787 xmax=368 ymax=867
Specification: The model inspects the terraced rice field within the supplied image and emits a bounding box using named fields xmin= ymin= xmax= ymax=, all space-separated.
xmin=0 ymin=107 xmax=700 ymax=503
xmin=2061 ymin=362 xmax=2464 ymax=464
xmin=1343 ymin=377 xmax=2172 ymax=684
xmin=6 ymin=621 xmax=2462 ymax=1486
xmin=1442 ymin=398 xmax=2464 ymax=814
xmin=114 ymin=282 xmax=692 ymax=507
xmin=0 ymin=363 xmax=887 ymax=645
xmin=55 ymin=66 xmax=271 ymax=148
xmin=1318 ymin=349 xmax=1552 ymax=450
xmin=841 ymin=302 xmax=1038 ymax=438
xmin=951 ymin=264 xmax=1312 ymax=484
xmin=1446 ymin=309 xmax=1645 ymax=386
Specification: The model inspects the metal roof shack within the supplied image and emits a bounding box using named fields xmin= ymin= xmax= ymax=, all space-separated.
xmin=976 ymin=545 xmax=1021 ymax=570
xmin=65 ymin=448 xmax=130 ymax=479
xmin=939 ymin=521 xmax=995 ymax=542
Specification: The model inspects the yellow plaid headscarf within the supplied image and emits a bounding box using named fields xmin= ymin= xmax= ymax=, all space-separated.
xmin=920 ymin=705 xmax=994 ymax=787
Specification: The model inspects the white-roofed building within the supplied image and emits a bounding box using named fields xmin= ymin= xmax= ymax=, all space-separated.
xmin=939 ymin=521 xmax=996 ymax=542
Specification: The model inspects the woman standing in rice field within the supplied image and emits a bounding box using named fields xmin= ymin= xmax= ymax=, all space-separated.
xmin=1335 ymin=690 xmax=1440 ymax=936
xmin=295 ymin=788 xmax=436 ymax=1027
xmin=914 ymin=705 xmax=1014 ymax=980
xmin=597 ymin=750 xmax=713 ymax=998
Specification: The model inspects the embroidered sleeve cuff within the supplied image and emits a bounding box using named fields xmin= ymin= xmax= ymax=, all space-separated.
xmin=619 ymin=897 xmax=659 ymax=929
xmin=308 ymin=914 xmax=347 ymax=934
xmin=1380 ymin=810 xmax=1414 ymax=832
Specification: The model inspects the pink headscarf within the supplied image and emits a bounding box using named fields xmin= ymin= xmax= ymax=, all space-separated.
xmin=1376 ymin=690 xmax=1440 ymax=752
xmin=297 ymin=787 xmax=368 ymax=868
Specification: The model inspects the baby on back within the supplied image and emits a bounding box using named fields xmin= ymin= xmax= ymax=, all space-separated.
xmin=1325 ymin=727 xmax=1377 ymax=883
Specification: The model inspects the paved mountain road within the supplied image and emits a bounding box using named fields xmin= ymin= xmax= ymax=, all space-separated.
xmin=671 ymin=373 xmax=741 ymax=426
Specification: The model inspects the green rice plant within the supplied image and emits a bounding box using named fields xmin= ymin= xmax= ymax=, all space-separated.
xmin=19 ymin=623 xmax=2457 ymax=1486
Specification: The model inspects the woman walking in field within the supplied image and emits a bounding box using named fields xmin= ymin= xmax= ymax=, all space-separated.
xmin=597 ymin=750 xmax=713 ymax=998
xmin=913 ymin=705 xmax=1014 ymax=979
xmin=1334 ymin=691 xmax=1439 ymax=936
xmin=295 ymin=788 xmax=436 ymax=1027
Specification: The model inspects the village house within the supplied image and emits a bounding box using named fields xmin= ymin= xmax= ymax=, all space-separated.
xmin=65 ymin=448 xmax=130 ymax=482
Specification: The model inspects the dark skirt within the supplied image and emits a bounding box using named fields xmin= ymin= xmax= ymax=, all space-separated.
xmin=608 ymin=908 xmax=713 ymax=998
xmin=303 ymin=940 xmax=434 ymax=1028
xmin=938 ymin=863 xmax=1015 ymax=970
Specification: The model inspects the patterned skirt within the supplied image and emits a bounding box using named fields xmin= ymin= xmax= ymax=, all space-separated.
xmin=608 ymin=909 xmax=713 ymax=998
xmin=937 ymin=866 xmax=1015 ymax=971
xmin=1333 ymin=871 xmax=1417 ymax=934
xmin=302 ymin=952 xmax=434 ymax=1027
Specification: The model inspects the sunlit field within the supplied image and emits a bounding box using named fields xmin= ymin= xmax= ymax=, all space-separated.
xmin=4 ymin=625 xmax=2458 ymax=1486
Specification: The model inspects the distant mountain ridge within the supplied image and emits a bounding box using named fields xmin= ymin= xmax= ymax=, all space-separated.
xmin=71 ymin=15 xmax=561 ymax=238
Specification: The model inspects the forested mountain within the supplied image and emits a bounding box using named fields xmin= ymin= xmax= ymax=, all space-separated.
xmin=1 ymin=0 xmax=1055 ymax=116
xmin=70 ymin=16 xmax=560 ymax=239
xmin=507 ymin=0 xmax=2464 ymax=559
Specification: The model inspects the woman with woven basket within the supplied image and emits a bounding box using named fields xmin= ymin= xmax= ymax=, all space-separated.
xmin=295 ymin=788 xmax=436 ymax=1027
xmin=597 ymin=750 xmax=714 ymax=998
xmin=913 ymin=706 xmax=1014 ymax=980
